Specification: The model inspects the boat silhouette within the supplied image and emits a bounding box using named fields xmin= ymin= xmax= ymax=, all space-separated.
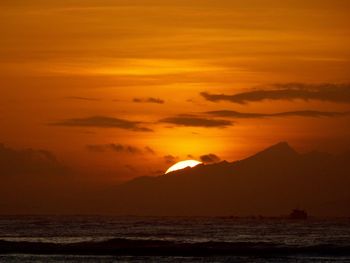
xmin=288 ymin=209 xmax=308 ymax=220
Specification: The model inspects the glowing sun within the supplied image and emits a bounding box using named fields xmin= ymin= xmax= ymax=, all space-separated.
xmin=165 ymin=160 xmax=202 ymax=174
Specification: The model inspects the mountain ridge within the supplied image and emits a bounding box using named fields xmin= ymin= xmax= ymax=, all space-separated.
xmin=97 ymin=142 xmax=350 ymax=217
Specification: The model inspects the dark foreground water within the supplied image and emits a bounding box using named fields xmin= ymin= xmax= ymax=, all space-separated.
xmin=0 ymin=216 xmax=349 ymax=262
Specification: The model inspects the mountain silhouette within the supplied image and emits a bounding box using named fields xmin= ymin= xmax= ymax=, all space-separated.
xmin=245 ymin=141 xmax=298 ymax=162
xmin=97 ymin=142 xmax=350 ymax=217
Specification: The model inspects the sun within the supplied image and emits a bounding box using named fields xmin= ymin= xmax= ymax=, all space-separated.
xmin=165 ymin=160 xmax=202 ymax=174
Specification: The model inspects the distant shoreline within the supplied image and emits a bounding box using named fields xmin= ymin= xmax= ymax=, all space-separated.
xmin=0 ymin=214 xmax=349 ymax=219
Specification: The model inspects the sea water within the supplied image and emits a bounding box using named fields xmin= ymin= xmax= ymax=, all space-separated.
xmin=0 ymin=216 xmax=349 ymax=262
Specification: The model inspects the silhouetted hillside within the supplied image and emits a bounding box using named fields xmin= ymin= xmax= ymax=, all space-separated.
xmin=98 ymin=142 xmax=350 ymax=217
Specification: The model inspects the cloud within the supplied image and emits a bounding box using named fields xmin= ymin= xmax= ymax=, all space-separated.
xmin=163 ymin=155 xmax=179 ymax=164
xmin=86 ymin=144 xmax=155 ymax=155
xmin=200 ymin=153 xmax=221 ymax=164
xmin=144 ymin=146 xmax=156 ymax=155
xmin=0 ymin=143 xmax=67 ymax=176
xmin=201 ymin=83 xmax=350 ymax=104
xmin=272 ymin=110 xmax=349 ymax=118
xmin=133 ymin=97 xmax=165 ymax=104
xmin=65 ymin=96 xmax=100 ymax=101
xmin=50 ymin=116 xmax=152 ymax=132
xmin=206 ymin=110 xmax=350 ymax=119
xmin=159 ymin=115 xmax=233 ymax=128
xmin=206 ymin=110 xmax=265 ymax=119
xmin=125 ymin=164 xmax=138 ymax=172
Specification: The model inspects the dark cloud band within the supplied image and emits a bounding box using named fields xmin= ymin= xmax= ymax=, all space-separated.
xmin=206 ymin=110 xmax=350 ymax=119
xmin=133 ymin=97 xmax=165 ymax=104
xmin=50 ymin=116 xmax=152 ymax=132
xmin=201 ymin=83 xmax=350 ymax=104
xmin=160 ymin=115 xmax=232 ymax=128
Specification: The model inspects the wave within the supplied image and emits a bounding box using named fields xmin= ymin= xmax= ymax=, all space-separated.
xmin=0 ymin=238 xmax=349 ymax=256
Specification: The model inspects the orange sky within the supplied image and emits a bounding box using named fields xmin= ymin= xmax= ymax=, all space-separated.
xmin=1 ymin=0 xmax=350 ymax=182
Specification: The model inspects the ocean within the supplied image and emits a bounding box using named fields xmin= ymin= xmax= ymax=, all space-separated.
xmin=0 ymin=216 xmax=349 ymax=262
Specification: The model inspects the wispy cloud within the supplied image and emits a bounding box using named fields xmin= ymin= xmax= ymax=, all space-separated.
xmin=50 ymin=116 xmax=152 ymax=132
xmin=64 ymin=96 xmax=101 ymax=101
xmin=206 ymin=110 xmax=350 ymax=119
xmin=86 ymin=144 xmax=155 ymax=155
xmin=160 ymin=115 xmax=233 ymax=128
xmin=163 ymin=155 xmax=179 ymax=164
xmin=145 ymin=146 xmax=156 ymax=155
xmin=133 ymin=97 xmax=165 ymax=104
xmin=201 ymin=83 xmax=350 ymax=104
